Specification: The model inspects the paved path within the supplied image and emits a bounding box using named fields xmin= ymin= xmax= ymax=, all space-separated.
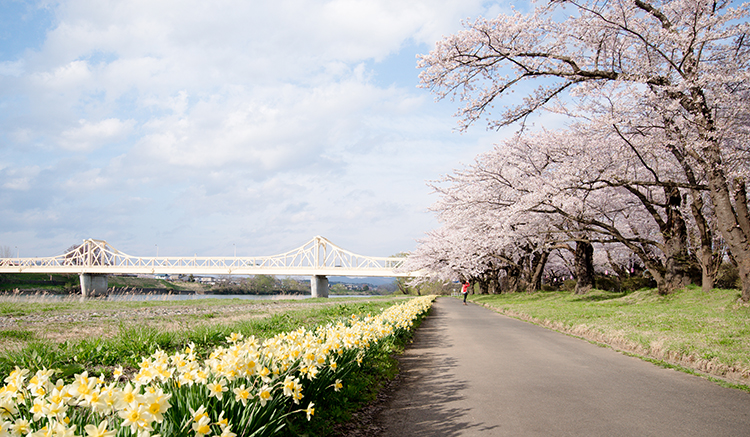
xmin=375 ymin=297 xmax=750 ymax=436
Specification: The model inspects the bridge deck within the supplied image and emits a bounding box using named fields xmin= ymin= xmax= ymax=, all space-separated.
xmin=0 ymin=236 xmax=414 ymax=277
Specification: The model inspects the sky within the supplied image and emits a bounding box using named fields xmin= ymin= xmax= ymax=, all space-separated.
xmin=0 ymin=0 xmax=524 ymax=260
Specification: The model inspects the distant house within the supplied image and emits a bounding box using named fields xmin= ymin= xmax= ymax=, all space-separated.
xmin=197 ymin=276 xmax=216 ymax=285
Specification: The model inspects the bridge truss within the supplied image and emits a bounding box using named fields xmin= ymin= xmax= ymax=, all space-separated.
xmin=0 ymin=236 xmax=411 ymax=277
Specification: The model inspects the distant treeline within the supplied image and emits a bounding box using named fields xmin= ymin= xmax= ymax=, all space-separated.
xmin=209 ymin=275 xmax=311 ymax=295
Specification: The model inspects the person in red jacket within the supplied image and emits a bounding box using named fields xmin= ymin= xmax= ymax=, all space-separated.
xmin=461 ymin=281 xmax=470 ymax=305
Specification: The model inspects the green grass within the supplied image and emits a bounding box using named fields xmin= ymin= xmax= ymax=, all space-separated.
xmin=0 ymin=329 xmax=35 ymax=341
xmin=470 ymin=286 xmax=750 ymax=383
xmin=0 ymin=272 xmax=196 ymax=292
xmin=0 ymin=298 xmax=402 ymax=378
xmin=0 ymin=273 xmax=79 ymax=292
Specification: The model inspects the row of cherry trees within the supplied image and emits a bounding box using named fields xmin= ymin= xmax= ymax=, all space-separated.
xmin=404 ymin=0 xmax=750 ymax=300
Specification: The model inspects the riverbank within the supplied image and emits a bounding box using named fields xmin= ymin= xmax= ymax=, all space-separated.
xmin=469 ymin=286 xmax=750 ymax=389
xmin=0 ymin=272 xmax=203 ymax=294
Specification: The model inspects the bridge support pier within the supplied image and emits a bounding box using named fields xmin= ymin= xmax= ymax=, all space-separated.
xmin=79 ymin=273 xmax=108 ymax=298
xmin=311 ymin=275 xmax=329 ymax=298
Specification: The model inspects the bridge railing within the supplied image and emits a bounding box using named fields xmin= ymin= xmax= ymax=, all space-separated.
xmin=0 ymin=236 xmax=410 ymax=276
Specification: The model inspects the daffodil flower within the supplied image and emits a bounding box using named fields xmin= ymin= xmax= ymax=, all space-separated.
xmin=84 ymin=420 xmax=116 ymax=437
xmin=305 ymin=402 xmax=315 ymax=421
xmin=257 ymin=386 xmax=272 ymax=407
xmin=207 ymin=380 xmax=228 ymax=400
xmin=233 ymin=385 xmax=251 ymax=406
xmin=192 ymin=415 xmax=212 ymax=437
xmin=333 ymin=379 xmax=343 ymax=392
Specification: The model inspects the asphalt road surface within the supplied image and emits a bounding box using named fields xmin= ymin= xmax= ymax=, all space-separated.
xmin=375 ymin=297 xmax=750 ymax=436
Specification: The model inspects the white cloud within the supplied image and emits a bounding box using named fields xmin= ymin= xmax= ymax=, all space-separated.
xmin=58 ymin=118 xmax=135 ymax=152
xmin=128 ymin=75 xmax=407 ymax=175
xmin=0 ymin=60 xmax=25 ymax=77
xmin=1 ymin=166 xmax=41 ymax=191
xmin=63 ymin=168 xmax=110 ymax=190
xmin=1 ymin=0 xmax=515 ymax=258
xmin=31 ymin=59 xmax=91 ymax=89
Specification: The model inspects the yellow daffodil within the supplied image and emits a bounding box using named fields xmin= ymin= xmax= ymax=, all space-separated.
xmin=84 ymin=420 xmax=116 ymax=437
xmin=143 ymin=387 xmax=171 ymax=423
xmin=207 ymin=379 xmax=228 ymax=400
xmin=192 ymin=415 xmax=212 ymax=437
xmin=226 ymin=332 xmax=244 ymax=343
xmin=257 ymin=386 xmax=272 ymax=407
xmin=118 ymin=403 xmax=154 ymax=435
xmin=10 ymin=418 xmax=30 ymax=436
xmin=233 ymin=385 xmax=251 ymax=406
xmin=190 ymin=405 xmax=209 ymax=423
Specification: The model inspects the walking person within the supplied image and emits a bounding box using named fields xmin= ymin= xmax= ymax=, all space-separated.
xmin=461 ymin=281 xmax=470 ymax=305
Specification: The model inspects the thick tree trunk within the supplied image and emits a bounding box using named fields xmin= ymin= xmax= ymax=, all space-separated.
xmin=671 ymin=141 xmax=721 ymax=293
xmin=503 ymin=265 xmax=523 ymax=293
xmin=620 ymin=183 xmax=693 ymax=294
xmin=689 ymin=189 xmax=720 ymax=293
xmin=639 ymin=250 xmax=668 ymax=295
xmin=738 ymin=258 xmax=750 ymax=302
xmin=488 ymin=274 xmax=499 ymax=294
xmin=662 ymin=187 xmax=694 ymax=293
xmin=699 ymin=256 xmax=716 ymax=293
xmin=574 ymin=241 xmax=595 ymax=295
xmin=477 ymin=278 xmax=489 ymax=294
xmin=703 ymin=153 xmax=750 ymax=301
xmin=528 ymin=250 xmax=549 ymax=292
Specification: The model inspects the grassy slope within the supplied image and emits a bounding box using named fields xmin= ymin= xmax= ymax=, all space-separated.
xmin=0 ymin=273 xmax=79 ymax=292
xmin=470 ymin=286 xmax=750 ymax=386
xmin=0 ymin=273 xmax=199 ymax=293
xmin=107 ymin=275 xmax=189 ymax=291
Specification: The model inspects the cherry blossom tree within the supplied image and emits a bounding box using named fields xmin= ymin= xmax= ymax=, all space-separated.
xmin=419 ymin=0 xmax=750 ymax=299
xmin=404 ymin=162 xmax=561 ymax=294
xmin=460 ymin=128 xmax=684 ymax=294
xmin=415 ymin=104 xmax=713 ymax=295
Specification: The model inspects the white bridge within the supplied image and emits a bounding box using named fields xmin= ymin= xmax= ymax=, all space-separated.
xmin=0 ymin=236 xmax=414 ymax=298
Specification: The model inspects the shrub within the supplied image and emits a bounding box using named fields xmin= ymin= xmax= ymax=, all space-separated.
xmin=716 ymin=263 xmax=741 ymax=289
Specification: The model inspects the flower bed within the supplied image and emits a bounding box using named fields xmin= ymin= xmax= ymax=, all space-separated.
xmin=0 ymin=296 xmax=434 ymax=437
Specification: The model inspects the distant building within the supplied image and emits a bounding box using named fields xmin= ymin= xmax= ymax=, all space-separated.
xmin=197 ymin=276 xmax=216 ymax=285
